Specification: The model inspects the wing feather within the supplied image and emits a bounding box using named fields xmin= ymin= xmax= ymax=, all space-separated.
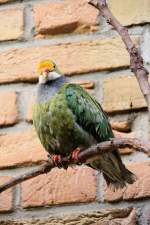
xmin=65 ymin=83 xmax=113 ymax=142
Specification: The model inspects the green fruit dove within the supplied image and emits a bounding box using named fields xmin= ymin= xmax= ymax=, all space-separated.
xmin=32 ymin=59 xmax=136 ymax=189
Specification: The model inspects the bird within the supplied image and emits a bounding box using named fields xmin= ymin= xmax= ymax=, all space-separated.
xmin=32 ymin=59 xmax=136 ymax=189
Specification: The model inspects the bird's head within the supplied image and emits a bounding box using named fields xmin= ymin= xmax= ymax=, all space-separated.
xmin=37 ymin=59 xmax=62 ymax=84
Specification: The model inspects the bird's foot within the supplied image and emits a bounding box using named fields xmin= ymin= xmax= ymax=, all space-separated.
xmin=50 ymin=154 xmax=68 ymax=169
xmin=71 ymin=147 xmax=81 ymax=161
xmin=52 ymin=155 xmax=62 ymax=168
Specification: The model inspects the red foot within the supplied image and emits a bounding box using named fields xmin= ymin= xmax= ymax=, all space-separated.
xmin=51 ymin=155 xmax=62 ymax=167
xmin=71 ymin=147 xmax=81 ymax=161
xmin=52 ymin=155 xmax=61 ymax=162
xmin=51 ymin=155 xmax=68 ymax=169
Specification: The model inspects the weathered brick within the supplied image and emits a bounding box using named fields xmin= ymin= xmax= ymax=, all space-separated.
xmin=0 ymin=92 xmax=18 ymax=126
xmin=0 ymin=129 xmax=47 ymax=169
xmin=110 ymin=120 xmax=132 ymax=132
xmin=103 ymin=75 xmax=147 ymax=113
xmin=21 ymin=166 xmax=96 ymax=208
xmin=0 ymin=176 xmax=13 ymax=212
xmin=73 ymin=80 xmax=95 ymax=89
xmin=26 ymin=80 xmax=95 ymax=122
xmin=105 ymin=161 xmax=150 ymax=202
xmin=0 ymin=208 xmax=136 ymax=224
xmin=34 ymin=0 xmax=99 ymax=36
xmin=0 ymin=8 xmax=23 ymax=41
xmin=110 ymin=0 xmax=150 ymax=26
xmin=0 ymin=37 xmax=138 ymax=84
xmin=113 ymin=130 xmax=135 ymax=154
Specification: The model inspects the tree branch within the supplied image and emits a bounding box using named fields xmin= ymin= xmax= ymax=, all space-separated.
xmin=0 ymin=0 xmax=150 ymax=195
xmin=88 ymin=0 xmax=150 ymax=119
xmin=0 ymin=137 xmax=150 ymax=194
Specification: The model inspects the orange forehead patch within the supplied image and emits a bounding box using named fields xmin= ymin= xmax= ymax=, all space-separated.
xmin=37 ymin=60 xmax=55 ymax=74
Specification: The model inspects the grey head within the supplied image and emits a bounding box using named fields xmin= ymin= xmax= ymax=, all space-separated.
xmin=36 ymin=59 xmax=67 ymax=103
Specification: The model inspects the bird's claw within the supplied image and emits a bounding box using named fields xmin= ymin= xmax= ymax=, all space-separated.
xmin=50 ymin=154 xmax=68 ymax=169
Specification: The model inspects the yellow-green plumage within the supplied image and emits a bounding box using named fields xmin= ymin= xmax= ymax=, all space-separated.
xmin=33 ymin=67 xmax=136 ymax=189
xmin=33 ymin=84 xmax=94 ymax=156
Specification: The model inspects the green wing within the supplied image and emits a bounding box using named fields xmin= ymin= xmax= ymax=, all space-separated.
xmin=65 ymin=83 xmax=114 ymax=142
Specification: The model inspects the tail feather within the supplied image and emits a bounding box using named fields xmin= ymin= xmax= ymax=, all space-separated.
xmin=89 ymin=150 xmax=137 ymax=190
xmin=103 ymin=166 xmax=136 ymax=190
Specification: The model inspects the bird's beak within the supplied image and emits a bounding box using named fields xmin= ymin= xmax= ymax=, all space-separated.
xmin=42 ymin=71 xmax=48 ymax=79
xmin=39 ymin=71 xmax=49 ymax=84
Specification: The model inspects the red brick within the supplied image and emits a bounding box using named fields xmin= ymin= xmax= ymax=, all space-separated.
xmin=110 ymin=120 xmax=132 ymax=132
xmin=0 ymin=92 xmax=18 ymax=126
xmin=0 ymin=129 xmax=47 ymax=169
xmin=103 ymin=75 xmax=147 ymax=113
xmin=34 ymin=0 xmax=99 ymax=36
xmin=113 ymin=130 xmax=135 ymax=154
xmin=110 ymin=0 xmax=150 ymax=26
xmin=21 ymin=166 xmax=96 ymax=208
xmin=105 ymin=161 xmax=150 ymax=202
xmin=0 ymin=37 xmax=138 ymax=84
xmin=72 ymin=80 xmax=95 ymax=89
xmin=0 ymin=8 xmax=23 ymax=41
xmin=0 ymin=176 xmax=13 ymax=212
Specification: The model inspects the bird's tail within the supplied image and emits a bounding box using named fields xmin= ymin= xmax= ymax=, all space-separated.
xmin=89 ymin=150 xmax=136 ymax=190
xmin=103 ymin=163 xmax=136 ymax=190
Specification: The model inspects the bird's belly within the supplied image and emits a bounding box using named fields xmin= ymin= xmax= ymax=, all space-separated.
xmin=44 ymin=120 xmax=95 ymax=156
xmin=38 ymin=112 xmax=95 ymax=156
xmin=33 ymin=95 xmax=96 ymax=156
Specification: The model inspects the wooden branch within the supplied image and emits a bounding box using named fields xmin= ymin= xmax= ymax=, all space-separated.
xmin=88 ymin=0 xmax=150 ymax=119
xmin=0 ymin=137 xmax=150 ymax=194
xmin=1 ymin=0 xmax=150 ymax=195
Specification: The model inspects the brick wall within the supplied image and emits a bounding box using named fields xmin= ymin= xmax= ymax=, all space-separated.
xmin=0 ymin=0 xmax=150 ymax=224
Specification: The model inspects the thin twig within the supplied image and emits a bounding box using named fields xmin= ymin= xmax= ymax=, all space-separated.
xmin=88 ymin=0 xmax=150 ymax=119
xmin=0 ymin=137 xmax=150 ymax=194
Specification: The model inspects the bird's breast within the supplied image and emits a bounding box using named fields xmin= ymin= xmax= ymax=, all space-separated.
xmin=33 ymin=91 xmax=96 ymax=156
